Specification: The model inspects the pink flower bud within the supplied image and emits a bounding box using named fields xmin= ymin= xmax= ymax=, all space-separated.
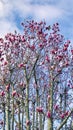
xmin=54 ymin=105 xmax=59 ymax=110
xmin=12 ymin=90 xmax=16 ymax=97
xmin=65 ymin=61 xmax=69 ymax=66
xmin=47 ymin=111 xmax=51 ymax=118
xmin=63 ymin=47 xmax=67 ymax=51
xmin=0 ymin=120 xmax=3 ymax=125
xmin=36 ymin=107 xmax=43 ymax=113
xmin=0 ymin=58 xmax=4 ymax=61
xmin=6 ymin=84 xmax=10 ymax=91
xmin=4 ymin=61 xmax=8 ymax=65
xmin=67 ymin=83 xmax=70 ymax=87
xmin=67 ymin=40 xmax=70 ymax=44
xmin=39 ymin=43 xmax=43 ymax=48
xmin=64 ymin=43 xmax=69 ymax=48
xmin=64 ymin=111 xmax=69 ymax=116
xmin=20 ymin=82 xmax=24 ymax=86
xmin=1 ymin=91 xmax=5 ymax=97
xmin=71 ymin=49 xmax=73 ymax=55
xmin=60 ymin=113 xmax=65 ymax=119
xmin=30 ymin=45 xmax=35 ymax=51
xmin=21 ymin=37 xmax=26 ymax=42
xmin=45 ymin=56 xmax=50 ymax=62
xmin=57 ymin=68 xmax=61 ymax=73
xmin=18 ymin=63 xmax=25 ymax=68
xmin=47 ymin=95 xmax=50 ymax=100
xmin=51 ymin=49 xmax=56 ymax=54
xmin=57 ymin=55 xmax=63 ymax=61
xmin=26 ymin=120 xmax=31 ymax=126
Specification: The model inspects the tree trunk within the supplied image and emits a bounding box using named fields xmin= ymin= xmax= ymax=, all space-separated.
xmin=21 ymin=92 xmax=24 ymax=130
xmin=47 ymin=71 xmax=53 ymax=130
xmin=32 ymin=104 xmax=35 ymax=130
xmin=6 ymin=92 xmax=10 ymax=130
xmin=12 ymin=86 xmax=14 ymax=130
xmin=39 ymin=113 xmax=42 ymax=130
xmin=25 ymin=81 xmax=30 ymax=130
xmin=18 ymin=104 xmax=21 ymax=130
xmin=3 ymin=104 xmax=5 ymax=130
xmin=36 ymin=89 xmax=39 ymax=130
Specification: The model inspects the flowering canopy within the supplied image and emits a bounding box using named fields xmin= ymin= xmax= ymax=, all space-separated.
xmin=0 ymin=20 xmax=73 ymax=130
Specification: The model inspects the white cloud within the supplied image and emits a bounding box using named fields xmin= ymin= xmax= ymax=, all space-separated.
xmin=32 ymin=5 xmax=63 ymax=21
xmin=0 ymin=0 xmax=73 ymax=38
xmin=0 ymin=0 xmax=64 ymax=36
xmin=0 ymin=19 xmax=20 ymax=37
xmin=0 ymin=1 xmax=4 ymax=17
xmin=0 ymin=1 xmax=12 ymax=18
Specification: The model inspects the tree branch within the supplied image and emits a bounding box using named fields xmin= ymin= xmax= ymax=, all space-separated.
xmin=57 ymin=109 xmax=73 ymax=130
xmin=28 ymin=54 xmax=40 ymax=80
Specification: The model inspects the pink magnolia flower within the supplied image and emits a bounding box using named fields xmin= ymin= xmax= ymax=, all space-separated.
xmin=0 ymin=120 xmax=3 ymax=125
xmin=36 ymin=107 xmax=43 ymax=113
xmin=64 ymin=43 xmax=69 ymax=48
xmin=12 ymin=90 xmax=16 ymax=97
xmin=39 ymin=43 xmax=43 ymax=48
xmin=3 ymin=61 xmax=8 ymax=65
xmin=6 ymin=84 xmax=10 ymax=91
xmin=54 ymin=105 xmax=59 ymax=110
xmin=57 ymin=55 xmax=63 ymax=61
xmin=71 ymin=49 xmax=73 ymax=55
xmin=60 ymin=113 xmax=65 ymax=119
xmin=64 ymin=61 xmax=69 ymax=66
xmin=0 ymin=57 xmax=4 ymax=61
xmin=47 ymin=111 xmax=51 ymax=118
xmin=45 ymin=56 xmax=50 ymax=62
xmin=30 ymin=45 xmax=35 ymax=51
xmin=63 ymin=46 xmax=68 ymax=51
xmin=66 ymin=40 xmax=70 ymax=44
xmin=0 ymin=38 xmax=3 ymax=43
xmin=18 ymin=63 xmax=25 ymax=68
xmin=47 ymin=95 xmax=50 ymax=100
xmin=26 ymin=120 xmax=31 ymax=126
xmin=64 ymin=111 xmax=69 ymax=116
xmin=19 ymin=82 xmax=24 ymax=86
xmin=0 ymin=91 xmax=5 ymax=97
xmin=51 ymin=49 xmax=57 ymax=54
xmin=57 ymin=68 xmax=62 ymax=73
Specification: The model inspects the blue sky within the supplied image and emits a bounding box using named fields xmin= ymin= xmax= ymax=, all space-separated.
xmin=0 ymin=0 xmax=73 ymax=43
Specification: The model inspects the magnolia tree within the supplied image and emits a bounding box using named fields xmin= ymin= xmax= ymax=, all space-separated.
xmin=0 ymin=20 xmax=73 ymax=130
